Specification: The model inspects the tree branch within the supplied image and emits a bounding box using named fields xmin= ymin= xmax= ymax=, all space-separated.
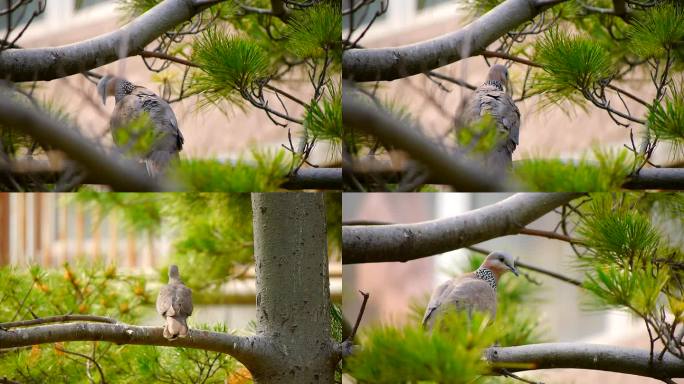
xmin=486 ymin=343 xmax=684 ymax=381
xmin=342 ymin=89 xmax=513 ymax=191
xmin=342 ymin=193 xmax=581 ymax=264
xmin=623 ymin=168 xmax=684 ymax=190
xmin=0 ymin=0 xmax=224 ymax=82
xmin=0 ymin=96 xmax=166 ymax=191
xmin=280 ymin=168 xmax=342 ymax=190
xmin=0 ymin=315 xmax=117 ymax=329
xmin=342 ymin=0 xmax=569 ymax=82
xmin=0 ymin=321 xmax=269 ymax=372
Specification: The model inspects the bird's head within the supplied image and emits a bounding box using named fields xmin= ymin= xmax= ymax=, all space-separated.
xmin=168 ymin=265 xmax=180 ymax=280
xmin=482 ymin=251 xmax=519 ymax=277
xmin=96 ymin=75 xmax=117 ymax=105
xmin=487 ymin=64 xmax=510 ymax=93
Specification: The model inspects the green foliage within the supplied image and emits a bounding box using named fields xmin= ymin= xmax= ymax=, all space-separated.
xmin=0 ymin=262 xmax=149 ymax=324
xmin=345 ymin=312 xmax=497 ymax=383
xmin=192 ymin=29 xmax=272 ymax=106
xmin=628 ymin=4 xmax=684 ymax=59
xmin=513 ymin=148 xmax=634 ymax=191
xmin=174 ymin=149 xmax=291 ymax=192
xmin=583 ymin=264 xmax=669 ymax=314
xmin=286 ymin=1 xmax=342 ymax=62
xmin=578 ymin=194 xmax=662 ymax=268
xmin=533 ymin=29 xmax=614 ymax=106
xmin=0 ymin=264 xmax=241 ymax=383
xmin=647 ymin=84 xmax=684 ymax=152
xmin=304 ymin=83 xmax=342 ymax=149
xmin=112 ymin=113 xmax=157 ymax=156
xmin=455 ymin=114 xmax=499 ymax=155
xmin=117 ymin=0 xmax=160 ymax=20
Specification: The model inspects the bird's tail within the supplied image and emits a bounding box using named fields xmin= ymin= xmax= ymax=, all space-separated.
xmin=163 ymin=316 xmax=188 ymax=340
xmin=144 ymin=151 xmax=177 ymax=178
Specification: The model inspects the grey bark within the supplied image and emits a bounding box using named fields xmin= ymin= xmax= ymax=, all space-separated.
xmin=343 ymin=0 xmax=568 ymax=82
xmin=622 ymin=168 xmax=684 ymax=190
xmin=251 ymin=192 xmax=336 ymax=383
xmin=343 ymin=89 xmax=514 ymax=191
xmin=0 ymin=0 xmax=219 ymax=82
xmin=343 ymin=193 xmax=580 ymax=264
xmin=0 ymin=95 xmax=165 ymax=191
xmin=486 ymin=343 xmax=684 ymax=380
xmin=280 ymin=168 xmax=342 ymax=190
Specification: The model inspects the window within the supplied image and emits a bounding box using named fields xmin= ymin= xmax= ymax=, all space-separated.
xmin=0 ymin=1 xmax=46 ymax=31
xmin=74 ymin=0 xmax=109 ymax=11
xmin=416 ymin=0 xmax=452 ymax=11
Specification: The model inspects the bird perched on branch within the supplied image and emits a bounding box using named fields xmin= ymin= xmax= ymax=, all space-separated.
xmin=156 ymin=265 xmax=193 ymax=340
xmin=422 ymin=251 xmax=519 ymax=331
xmin=461 ymin=64 xmax=520 ymax=171
xmin=97 ymin=75 xmax=183 ymax=177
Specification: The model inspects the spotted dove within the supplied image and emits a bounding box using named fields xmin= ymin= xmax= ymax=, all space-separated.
xmin=97 ymin=75 xmax=184 ymax=177
xmin=464 ymin=64 xmax=520 ymax=171
xmin=422 ymin=251 xmax=519 ymax=331
xmin=156 ymin=265 xmax=193 ymax=340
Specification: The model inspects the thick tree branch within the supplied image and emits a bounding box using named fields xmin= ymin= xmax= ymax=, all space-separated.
xmin=486 ymin=343 xmax=684 ymax=381
xmin=343 ymin=90 xmax=513 ymax=191
xmin=0 ymin=0 xmax=223 ymax=82
xmin=342 ymin=193 xmax=580 ymax=264
xmin=347 ymin=159 xmax=684 ymax=191
xmin=342 ymin=0 xmax=568 ymax=82
xmin=281 ymin=168 xmax=342 ymax=190
xmin=0 ymin=322 xmax=269 ymax=371
xmin=0 ymin=96 xmax=165 ymax=191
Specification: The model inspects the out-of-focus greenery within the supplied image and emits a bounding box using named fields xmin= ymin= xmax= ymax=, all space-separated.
xmin=0 ymin=263 xmax=243 ymax=383
xmin=348 ymin=252 xmax=546 ymax=383
xmin=74 ymin=192 xmax=341 ymax=290
xmin=513 ymin=148 xmax=634 ymax=191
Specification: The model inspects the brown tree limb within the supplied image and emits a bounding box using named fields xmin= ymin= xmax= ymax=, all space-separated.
xmin=0 ymin=315 xmax=117 ymax=329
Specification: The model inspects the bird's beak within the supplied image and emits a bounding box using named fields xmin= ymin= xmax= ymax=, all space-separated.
xmin=97 ymin=77 xmax=109 ymax=105
xmin=508 ymin=263 xmax=519 ymax=276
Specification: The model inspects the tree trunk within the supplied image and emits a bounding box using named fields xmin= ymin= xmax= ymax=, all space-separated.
xmin=250 ymin=192 xmax=335 ymax=383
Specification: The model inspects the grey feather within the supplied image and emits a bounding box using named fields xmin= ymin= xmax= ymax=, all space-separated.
xmin=156 ymin=265 xmax=193 ymax=340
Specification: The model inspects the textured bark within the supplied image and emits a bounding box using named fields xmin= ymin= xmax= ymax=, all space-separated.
xmin=343 ymin=193 xmax=580 ymax=264
xmin=0 ymin=322 xmax=268 ymax=369
xmin=343 ymin=0 xmax=567 ymax=82
xmin=487 ymin=343 xmax=684 ymax=380
xmin=0 ymin=0 xmax=219 ymax=82
xmin=342 ymin=90 xmax=512 ymax=191
xmin=0 ymin=96 xmax=164 ymax=191
xmin=251 ymin=193 xmax=336 ymax=383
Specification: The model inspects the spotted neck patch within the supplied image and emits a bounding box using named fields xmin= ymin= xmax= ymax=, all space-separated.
xmin=474 ymin=267 xmax=497 ymax=290
xmin=115 ymin=79 xmax=135 ymax=102
xmin=483 ymin=80 xmax=504 ymax=91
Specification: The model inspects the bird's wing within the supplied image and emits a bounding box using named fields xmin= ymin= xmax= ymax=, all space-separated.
xmin=174 ymin=284 xmax=193 ymax=317
xmin=133 ymin=87 xmax=183 ymax=154
xmin=422 ymin=280 xmax=453 ymax=327
xmin=156 ymin=284 xmax=174 ymax=316
xmin=475 ymin=88 xmax=520 ymax=146
xmin=442 ymin=277 xmax=497 ymax=320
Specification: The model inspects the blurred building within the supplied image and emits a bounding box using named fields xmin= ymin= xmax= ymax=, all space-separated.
xmin=345 ymin=0 xmax=680 ymax=165
xmin=342 ymin=193 xmax=673 ymax=384
xmin=0 ymin=193 xmax=342 ymax=329
xmin=7 ymin=0 xmax=334 ymax=165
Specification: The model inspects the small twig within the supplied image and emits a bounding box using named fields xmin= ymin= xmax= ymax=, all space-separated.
xmin=498 ymin=368 xmax=544 ymax=384
xmin=482 ymin=50 xmax=541 ymax=68
xmin=140 ymin=50 xmax=199 ymax=68
xmin=347 ymin=290 xmax=370 ymax=342
xmin=55 ymin=345 xmax=107 ymax=384
xmin=519 ymin=227 xmax=583 ymax=244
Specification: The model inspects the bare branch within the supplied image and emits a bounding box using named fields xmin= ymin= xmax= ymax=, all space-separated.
xmin=0 ymin=96 xmax=166 ymax=191
xmin=0 ymin=321 xmax=269 ymax=372
xmin=486 ymin=343 xmax=684 ymax=381
xmin=0 ymin=0 xmax=227 ymax=82
xmin=0 ymin=315 xmax=117 ymax=329
xmin=342 ymin=193 xmax=581 ymax=264
xmin=342 ymin=88 xmax=513 ymax=191
xmin=342 ymin=0 xmax=569 ymax=82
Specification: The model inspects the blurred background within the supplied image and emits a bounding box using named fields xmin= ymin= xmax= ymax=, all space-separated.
xmin=6 ymin=0 xmax=336 ymax=165
xmin=342 ymin=0 xmax=680 ymax=165
xmin=342 ymin=193 xmax=669 ymax=384
xmin=0 ymin=192 xmax=342 ymax=330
